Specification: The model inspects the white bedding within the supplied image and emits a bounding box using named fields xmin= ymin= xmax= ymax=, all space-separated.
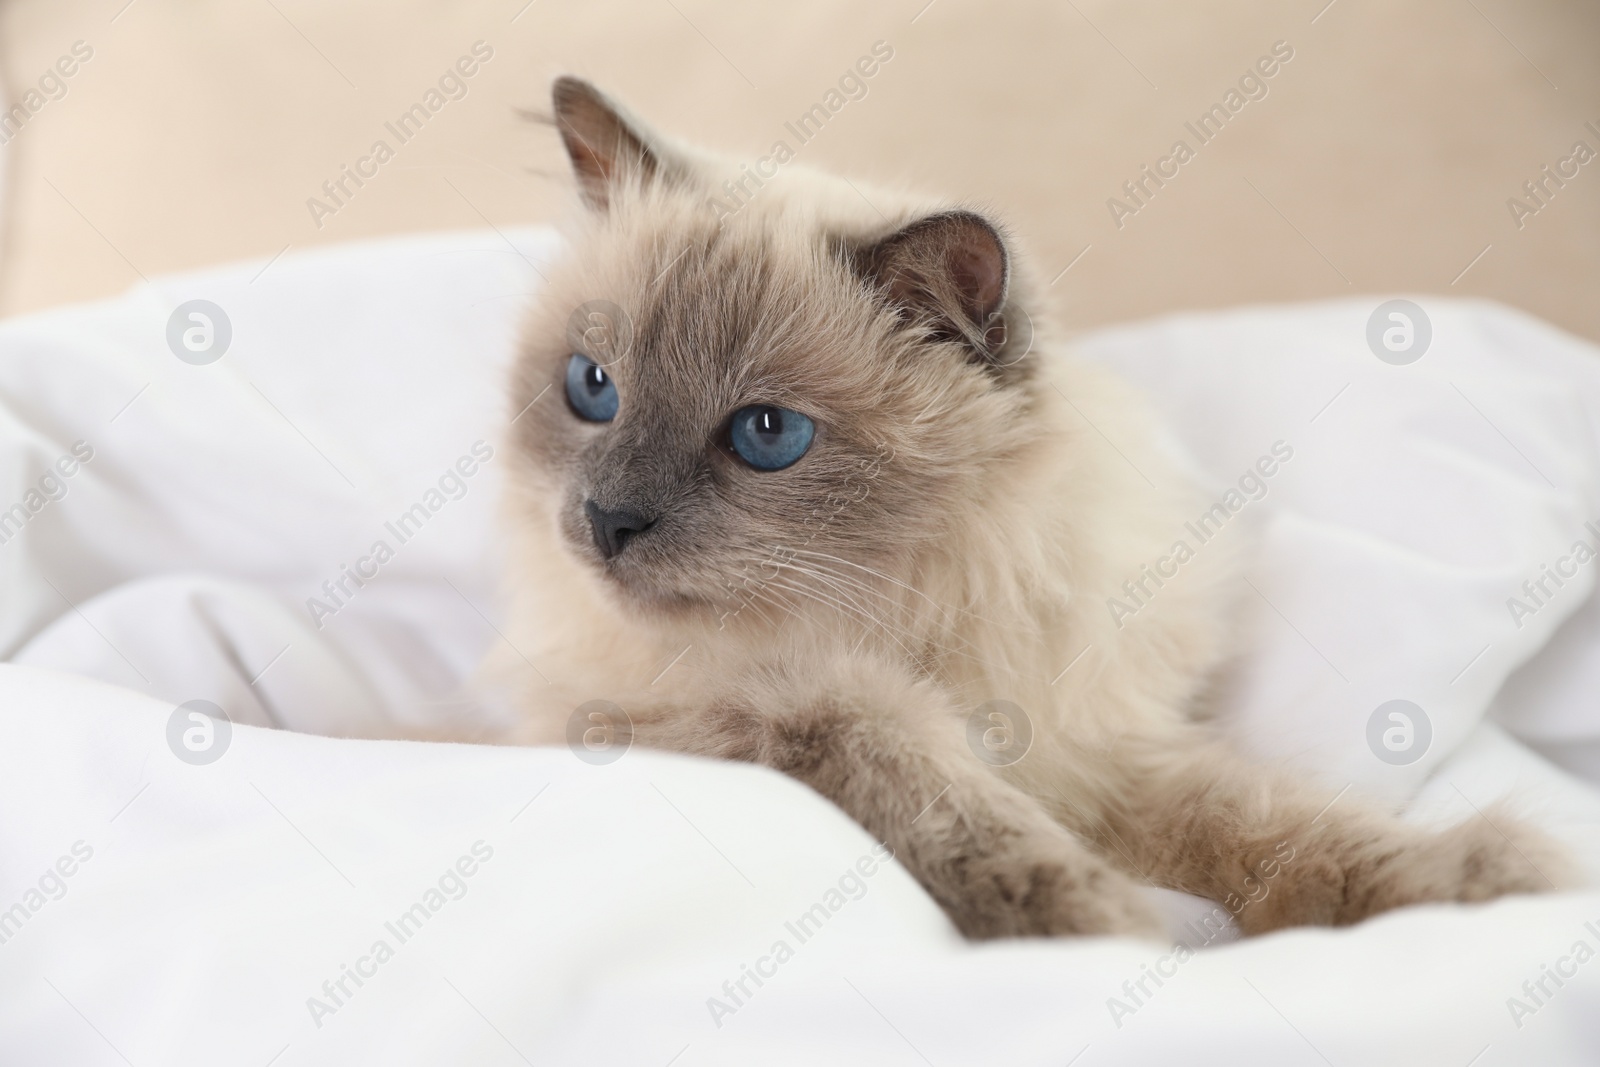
xmin=3 ymin=227 xmax=1600 ymax=1065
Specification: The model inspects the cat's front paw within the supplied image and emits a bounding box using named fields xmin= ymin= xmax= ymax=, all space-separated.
xmin=937 ymin=851 xmax=1166 ymax=941
xmin=1412 ymin=813 xmax=1571 ymax=905
xmin=1301 ymin=812 xmax=1568 ymax=932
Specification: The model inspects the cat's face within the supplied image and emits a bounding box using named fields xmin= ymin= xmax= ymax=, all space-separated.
xmin=511 ymin=78 xmax=1037 ymax=623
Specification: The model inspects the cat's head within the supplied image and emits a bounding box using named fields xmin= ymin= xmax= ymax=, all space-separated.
xmin=511 ymin=77 xmax=1047 ymax=626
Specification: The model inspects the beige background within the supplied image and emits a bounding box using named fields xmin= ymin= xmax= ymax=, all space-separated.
xmin=0 ymin=0 xmax=1595 ymax=339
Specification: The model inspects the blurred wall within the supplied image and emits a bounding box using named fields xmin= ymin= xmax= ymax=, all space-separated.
xmin=0 ymin=0 xmax=1595 ymax=339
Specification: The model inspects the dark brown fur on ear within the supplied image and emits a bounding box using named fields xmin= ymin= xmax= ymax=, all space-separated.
xmin=551 ymin=76 xmax=664 ymax=211
xmin=853 ymin=211 xmax=1016 ymax=371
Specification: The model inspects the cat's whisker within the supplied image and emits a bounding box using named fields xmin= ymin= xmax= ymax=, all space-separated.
xmin=718 ymin=551 xmax=865 ymax=626
xmin=782 ymin=553 xmax=993 ymax=662
xmin=787 ymin=567 xmax=910 ymax=638
xmin=788 ymin=548 xmax=948 ymax=617
xmin=726 ymin=585 xmax=785 ymax=631
xmin=717 ymin=566 xmax=799 ymax=631
xmin=778 ymin=558 xmax=896 ymax=613
xmin=770 ymin=563 xmax=991 ymax=672
xmin=762 ymin=572 xmax=925 ymax=663
xmin=803 ymin=551 xmax=1016 ymax=634
xmin=761 ymin=554 xmax=908 ymax=625
xmin=764 ymin=564 xmax=894 ymax=631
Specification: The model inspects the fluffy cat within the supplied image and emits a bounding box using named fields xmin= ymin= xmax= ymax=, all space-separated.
xmin=492 ymin=76 xmax=1564 ymax=939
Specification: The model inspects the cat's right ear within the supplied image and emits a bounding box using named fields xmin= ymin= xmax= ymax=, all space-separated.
xmin=852 ymin=211 xmax=1020 ymax=374
xmin=550 ymin=76 xmax=668 ymax=212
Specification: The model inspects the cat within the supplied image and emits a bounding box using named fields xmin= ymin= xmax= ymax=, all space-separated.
xmin=491 ymin=75 xmax=1566 ymax=939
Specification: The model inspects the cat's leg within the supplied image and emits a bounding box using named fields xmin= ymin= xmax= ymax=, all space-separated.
xmin=635 ymin=659 xmax=1165 ymax=940
xmin=1083 ymin=740 xmax=1567 ymax=936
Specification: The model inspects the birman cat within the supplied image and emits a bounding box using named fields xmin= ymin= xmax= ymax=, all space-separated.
xmin=493 ymin=76 xmax=1564 ymax=939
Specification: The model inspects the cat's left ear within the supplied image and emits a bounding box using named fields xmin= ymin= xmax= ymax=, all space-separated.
xmin=854 ymin=210 xmax=1017 ymax=370
xmin=551 ymin=76 xmax=675 ymax=211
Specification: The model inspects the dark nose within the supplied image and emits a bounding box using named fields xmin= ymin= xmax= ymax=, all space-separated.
xmin=585 ymin=499 xmax=657 ymax=560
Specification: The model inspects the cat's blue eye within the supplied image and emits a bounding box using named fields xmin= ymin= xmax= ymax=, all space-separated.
xmin=728 ymin=404 xmax=814 ymax=471
xmin=565 ymin=353 xmax=618 ymax=422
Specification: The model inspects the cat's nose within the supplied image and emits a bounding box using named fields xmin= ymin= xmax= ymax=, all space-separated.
xmin=585 ymin=499 xmax=657 ymax=559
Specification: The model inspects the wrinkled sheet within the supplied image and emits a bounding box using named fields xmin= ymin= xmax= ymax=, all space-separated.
xmin=2 ymin=228 xmax=1599 ymax=1064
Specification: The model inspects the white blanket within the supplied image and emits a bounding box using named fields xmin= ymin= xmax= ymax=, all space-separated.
xmin=3 ymin=228 xmax=1600 ymax=1064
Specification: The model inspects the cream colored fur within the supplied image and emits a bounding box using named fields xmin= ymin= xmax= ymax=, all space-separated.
xmin=483 ymin=78 xmax=1567 ymax=939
